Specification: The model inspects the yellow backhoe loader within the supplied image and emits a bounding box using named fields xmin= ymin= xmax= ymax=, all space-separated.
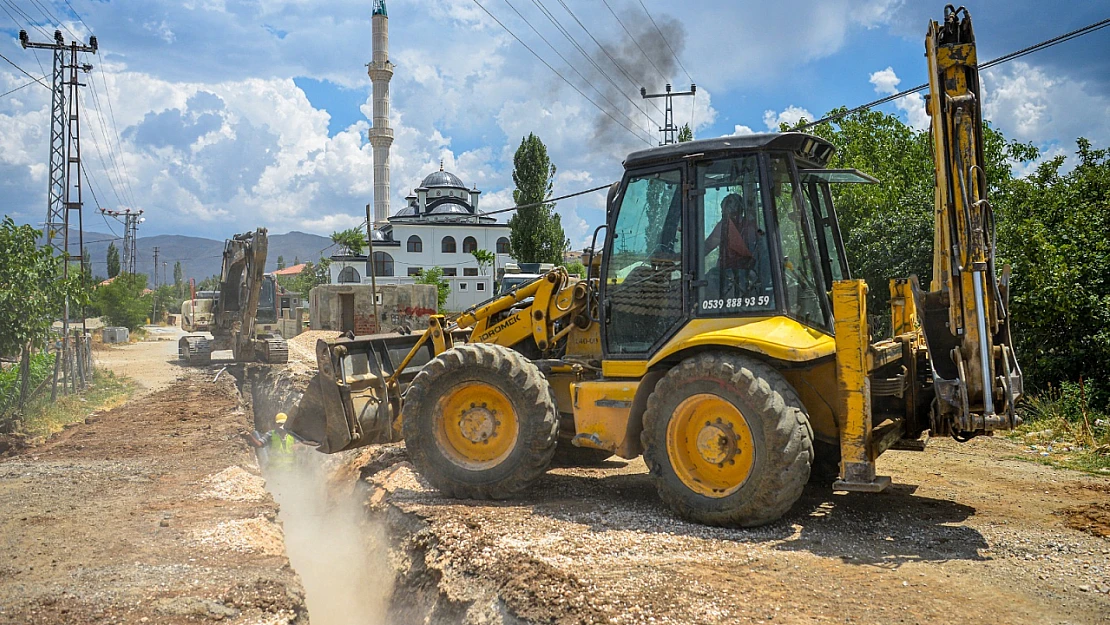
xmin=288 ymin=5 xmax=1022 ymax=526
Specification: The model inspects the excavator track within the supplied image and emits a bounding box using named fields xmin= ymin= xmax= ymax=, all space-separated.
xmin=261 ymin=337 xmax=289 ymax=364
xmin=178 ymin=335 xmax=212 ymax=365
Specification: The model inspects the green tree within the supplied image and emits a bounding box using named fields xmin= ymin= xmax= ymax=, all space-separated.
xmin=471 ymin=249 xmax=495 ymax=275
xmin=993 ymin=138 xmax=1110 ymax=408
xmin=81 ymin=246 xmax=93 ymax=287
xmin=415 ymin=267 xmax=450 ymax=311
xmin=153 ymin=284 xmax=180 ymax=317
xmin=197 ymin=274 xmax=220 ymax=292
xmin=276 ymin=258 xmax=332 ymax=303
xmin=331 ymin=228 xmax=365 ymax=256
xmin=565 ymin=261 xmax=586 ymax=278
xmin=800 ymin=108 xmax=1034 ymax=334
xmin=276 ymin=255 xmax=285 ymax=270
xmin=173 ymin=261 xmax=183 ymax=299
xmin=0 ymin=218 xmax=87 ymax=356
xmin=91 ymin=272 xmax=150 ymax=330
xmin=678 ymin=123 xmax=693 ymax=142
xmin=106 ymin=242 xmax=120 ymax=278
xmin=508 ymin=133 xmax=568 ymax=265
xmin=293 ymin=256 xmax=300 ymax=265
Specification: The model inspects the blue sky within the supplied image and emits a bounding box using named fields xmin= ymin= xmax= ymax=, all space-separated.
xmin=0 ymin=0 xmax=1107 ymax=248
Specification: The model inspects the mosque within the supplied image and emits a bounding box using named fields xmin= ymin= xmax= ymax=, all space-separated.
xmin=328 ymin=0 xmax=518 ymax=310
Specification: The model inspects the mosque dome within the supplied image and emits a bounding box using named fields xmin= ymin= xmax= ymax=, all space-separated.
xmin=420 ymin=169 xmax=466 ymax=189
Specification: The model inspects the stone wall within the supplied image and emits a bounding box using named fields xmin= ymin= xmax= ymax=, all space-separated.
xmin=309 ymin=283 xmax=437 ymax=334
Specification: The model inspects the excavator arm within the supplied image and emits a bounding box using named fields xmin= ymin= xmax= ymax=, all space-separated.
xmin=918 ymin=5 xmax=1022 ymax=435
xmin=179 ymin=228 xmax=288 ymax=365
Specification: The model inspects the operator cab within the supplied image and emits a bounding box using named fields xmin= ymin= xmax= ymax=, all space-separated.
xmin=602 ymin=132 xmax=875 ymax=356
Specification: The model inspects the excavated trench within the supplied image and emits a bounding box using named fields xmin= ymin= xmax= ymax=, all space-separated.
xmin=231 ymin=365 xmax=508 ymax=625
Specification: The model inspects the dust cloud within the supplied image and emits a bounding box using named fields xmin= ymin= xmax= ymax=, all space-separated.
xmin=263 ymin=453 xmax=392 ymax=625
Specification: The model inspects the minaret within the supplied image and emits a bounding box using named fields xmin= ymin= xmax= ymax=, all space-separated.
xmin=367 ymin=0 xmax=393 ymax=227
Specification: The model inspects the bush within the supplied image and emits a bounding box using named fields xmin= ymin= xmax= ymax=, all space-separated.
xmin=415 ymin=267 xmax=450 ymax=311
xmin=0 ymin=352 xmax=55 ymax=430
xmin=92 ymin=273 xmax=151 ymax=330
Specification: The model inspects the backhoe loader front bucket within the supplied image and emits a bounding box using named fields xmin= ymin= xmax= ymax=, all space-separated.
xmin=285 ymin=333 xmax=438 ymax=453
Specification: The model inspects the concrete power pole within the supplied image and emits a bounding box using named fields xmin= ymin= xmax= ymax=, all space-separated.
xmin=152 ymin=247 xmax=160 ymax=286
xmin=21 ymin=29 xmax=97 ymax=393
xmin=367 ymin=0 xmax=393 ymax=229
xmin=640 ymin=83 xmax=696 ymax=146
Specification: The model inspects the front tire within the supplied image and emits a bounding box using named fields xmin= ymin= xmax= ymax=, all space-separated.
xmin=402 ymin=343 xmax=558 ymax=499
xmin=642 ymin=352 xmax=813 ymax=527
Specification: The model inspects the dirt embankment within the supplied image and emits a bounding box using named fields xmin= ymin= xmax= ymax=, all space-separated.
xmin=352 ymin=437 xmax=1110 ymax=625
xmin=0 ymin=371 xmax=307 ymax=625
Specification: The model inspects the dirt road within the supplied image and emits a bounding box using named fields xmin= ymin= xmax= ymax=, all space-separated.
xmin=0 ymin=360 xmax=306 ymax=623
xmin=91 ymin=326 xmax=187 ymax=394
xmin=361 ymin=436 xmax=1110 ymax=625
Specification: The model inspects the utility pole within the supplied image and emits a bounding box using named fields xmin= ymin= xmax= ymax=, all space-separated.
xmin=101 ymin=208 xmax=144 ymax=274
xmin=640 ymin=83 xmax=695 ymax=146
xmin=21 ymin=29 xmax=98 ymax=393
xmin=151 ymin=247 xmax=160 ymax=323
xmin=364 ymin=204 xmax=380 ymax=330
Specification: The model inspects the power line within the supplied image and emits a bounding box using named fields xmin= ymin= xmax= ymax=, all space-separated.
xmin=0 ymin=50 xmax=48 ymax=88
xmin=61 ymin=0 xmax=88 ymax=31
xmin=529 ymin=0 xmax=660 ymax=137
xmin=28 ymin=0 xmax=79 ymax=41
xmin=798 ymin=16 xmax=1110 ymax=130
xmin=83 ymin=69 xmax=133 ymax=207
xmin=471 ymin=0 xmax=653 ymax=146
xmin=552 ymin=0 xmax=664 ymax=119
xmin=91 ymin=63 xmax=136 ymax=207
xmin=0 ymin=78 xmax=38 ymax=98
xmin=635 ymin=0 xmax=692 ymax=83
xmin=600 ymin=0 xmax=666 ymax=84
xmin=479 ymin=182 xmax=612 ymax=217
xmin=0 ymin=0 xmax=49 ymax=38
xmin=500 ymin=0 xmax=653 ymax=144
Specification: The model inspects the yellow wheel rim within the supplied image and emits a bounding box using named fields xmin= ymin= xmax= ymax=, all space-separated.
xmin=666 ymin=393 xmax=755 ymax=498
xmin=434 ymin=381 xmax=519 ymax=470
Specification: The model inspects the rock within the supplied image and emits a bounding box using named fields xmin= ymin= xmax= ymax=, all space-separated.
xmin=159 ymin=519 xmax=170 ymax=527
xmin=1078 ymin=585 xmax=1090 ymax=592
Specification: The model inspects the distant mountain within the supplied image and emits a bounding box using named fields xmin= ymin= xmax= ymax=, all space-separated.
xmin=59 ymin=229 xmax=333 ymax=285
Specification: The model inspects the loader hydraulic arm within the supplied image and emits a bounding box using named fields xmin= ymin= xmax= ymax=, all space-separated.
xmin=456 ymin=268 xmax=588 ymax=352
xmin=918 ymin=5 xmax=1022 ymax=434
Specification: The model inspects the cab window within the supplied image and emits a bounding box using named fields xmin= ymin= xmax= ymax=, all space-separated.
xmin=770 ymin=155 xmax=829 ymax=329
xmin=695 ymin=156 xmax=774 ymax=315
xmin=604 ymin=168 xmax=684 ymax=355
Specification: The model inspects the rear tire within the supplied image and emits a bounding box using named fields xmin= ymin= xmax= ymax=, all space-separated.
xmin=642 ymin=352 xmax=813 ymax=527
xmin=402 ymin=343 xmax=558 ymax=499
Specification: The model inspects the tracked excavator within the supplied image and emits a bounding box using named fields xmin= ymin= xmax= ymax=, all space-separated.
xmin=288 ymin=6 xmax=1023 ymax=526
xmin=179 ymin=228 xmax=290 ymax=365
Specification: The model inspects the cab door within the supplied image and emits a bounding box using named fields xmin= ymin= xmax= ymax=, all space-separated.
xmin=601 ymin=166 xmax=688 ymax=357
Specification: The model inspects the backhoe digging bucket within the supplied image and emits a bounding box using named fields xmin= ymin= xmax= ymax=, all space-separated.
xmin=285 ymin=333 xmax=438 ymax=453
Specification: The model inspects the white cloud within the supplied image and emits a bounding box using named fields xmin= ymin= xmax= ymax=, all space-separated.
xmin=731 ymin=124 xmax=755 ymax=136
xmin=762 ymin=106 xmax=814 ymax=130
xmin=868 ymin=66 xmax=929 ymax=131
xmin=982 ymin=62 xmax=1110 ymax=148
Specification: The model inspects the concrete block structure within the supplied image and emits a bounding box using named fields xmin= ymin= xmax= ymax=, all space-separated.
xmin=309 ymin=283 xmax=436 ymax=334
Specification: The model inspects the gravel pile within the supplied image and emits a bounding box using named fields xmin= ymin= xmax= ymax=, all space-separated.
xmin=192 ymin=516 xmax=286 ymax=556
xmin=285 ymin=330 xmax=344 ymax=373
xmin=199 ymin=465 xmax=268 ymax=502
